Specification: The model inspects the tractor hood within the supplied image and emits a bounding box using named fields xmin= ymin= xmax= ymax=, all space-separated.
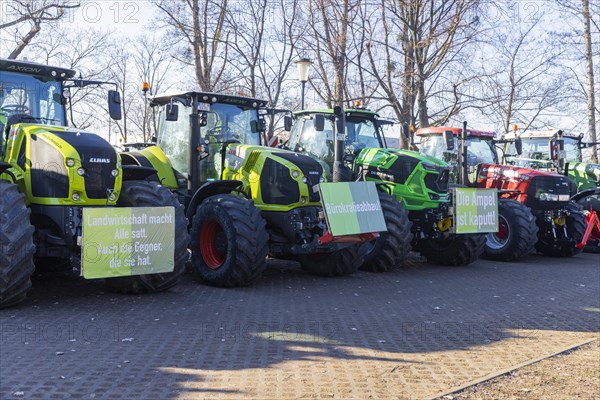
xmin=477 ymin=163 xmax=575 ymax=207
xmin=566 ymin=162 xmax=600 ymax=191
xmin=4 ymin=123 xmax=121 ymax=205
xmin=222 ymin=144 xmax=324 ymax=210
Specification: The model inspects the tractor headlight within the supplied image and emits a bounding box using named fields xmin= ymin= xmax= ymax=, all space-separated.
xmin=108 ymin=192 xmax=117 ymax=202
xmin=538 ymin=192 xmax=570 ymax=201
xmin=72 ymin=192 xmax=81 ymax=201
xmin=422 ymin=162 xmax=438 ymax=171
xmin=291 ymin=170 xmax=300 ymax=179
xmin=77 ymin=168 xmax=85 ymax=176
xmin=302 ymin=176 xmax=308 ymax=183
xmin=111 ymin=169 xmax=119 ymax=177
xmin=66 ymin=158 xmax=75 ymax=167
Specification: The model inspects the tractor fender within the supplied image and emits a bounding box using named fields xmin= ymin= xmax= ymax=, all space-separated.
xmin=186 ymin=180 xmax=244 ymax=220
xmin=571 ymin=188 xmax=600 ymax=203
xmin=0 ymin=162 xmax=23 ymax=185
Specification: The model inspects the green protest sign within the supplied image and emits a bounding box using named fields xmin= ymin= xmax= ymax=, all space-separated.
xmin=453 ymin=188 xmax=498 ymax=234
xmin=319 ymin=182 xmax=387 ymax=236
xmin=81 ymin=207 xmax=175 ymax=279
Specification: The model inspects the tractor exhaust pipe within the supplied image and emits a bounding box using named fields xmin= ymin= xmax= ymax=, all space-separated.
xmin=460 ymin=121 xmax=469 ymax=186
xmin=332 ymin=106 xmax=345 ymax=183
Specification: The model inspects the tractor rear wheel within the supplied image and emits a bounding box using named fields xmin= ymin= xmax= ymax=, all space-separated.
xmin=535 ymin=201 xmax=587 ymax=257
xmin=299 ymin=245 xmax=362 ymax=277
xmin=576 ymin=191 xmax=600 ymax=253
xmin=0 ymin=182 xmax=35 ymax=308
xmin=359 ymin=192 xmax=412 ymax=272
xmin=483 ymin=199 xmax=538 ymax=261
xmin=190 ymin=194 xmax=268 ymax=287
xmin=104 ymin=181 xmax=188 ymax=294
xmin=415 ymin=233 xmax=486 ymax=266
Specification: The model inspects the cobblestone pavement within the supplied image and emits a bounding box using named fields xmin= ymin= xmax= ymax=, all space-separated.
xmin=1 ymin=252 xmax=598 ymax=399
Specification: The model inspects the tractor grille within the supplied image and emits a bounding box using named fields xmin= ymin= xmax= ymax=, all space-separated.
xmin=260 ymin=158 xmax=300 ymax=205
xmin=525 ymin=175 xmax=571 ymax=211
xmin=424 ymin=168 xmax=449 ymax=194
xmin=50 ymin=130 xmax=117 ymax=199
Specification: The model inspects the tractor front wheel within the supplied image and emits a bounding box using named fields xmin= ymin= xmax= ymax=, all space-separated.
xmin=415 ymin=233 xmax=486 ymax=266
xmin=483 ymin=199 xmax=538 ymax=261
xmin=105 ymin=180 xmax=189 ymax=294
xmin=190 ymin=194 xmax=269 ymax=287
xmin=0 ymin=182 xmax=35 ymax=308
xmin=359 ymin=192 xmax=412 ymax=272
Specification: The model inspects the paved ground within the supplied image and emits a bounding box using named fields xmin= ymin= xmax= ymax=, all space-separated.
xmin=1 ymin=252 xmax=598 ymax=399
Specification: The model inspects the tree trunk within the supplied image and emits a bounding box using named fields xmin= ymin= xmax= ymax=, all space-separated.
xmin=582 ymin=0 xmax=598 ymax=162
xmin=8 ymin=22 xmax=41 ymax=59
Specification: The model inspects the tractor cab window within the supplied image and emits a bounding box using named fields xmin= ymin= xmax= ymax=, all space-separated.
xmin=200 ymin=103 xmax=261 ymax=145
xmin=157 ymin=105 xmax=191 ymax=177
xmin=506 ymin=137 xmax=582 ymax=167
xmin=0 ymin=71 xmax=66 ymax=128
xmin=289 ymin=117 xmax=335 ymax=162
xmin=346 ymin=118 xmax=382 ymax=149
xmin=419 ymin=135 xmax=497 ymax=165
xmin=465 ymin=137 xmax=497 ymax=164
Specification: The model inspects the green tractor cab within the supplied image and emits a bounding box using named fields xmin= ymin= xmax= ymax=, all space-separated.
xmin=121 ymin=92 xmax=384 ymax=285
xmin=0 ymin=58 xmax=189 ymax=308
xmin=285 ymin=108 xmax=486 ymax=267
xmin=417 ymin=124 xmax=587 ymax=260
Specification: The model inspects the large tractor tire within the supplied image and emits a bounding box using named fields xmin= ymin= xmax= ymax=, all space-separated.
xmin=359 ymin=192 xmax=412 ymax=272
xmin=576 ymin=191 xmax=600 ymax=253
xmin=0 ymin=182 xmax=35 ymax=308
xmin=190 ymin=194 xmax=269 ymax=287
xmin=483 ymin=199 xmax=538 ymax=261
xmin=105 ymin=181 xmax=188 ymax=294
xmin=415 ymin=233 xmax=486 ymax=266
xmin=535 ymin=201 xmax=587 ymax=257
xmin=299 ymin=245 xmax=363 ymax=277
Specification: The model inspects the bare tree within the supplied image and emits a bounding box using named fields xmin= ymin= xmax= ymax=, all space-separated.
xmin=0 ymin=0 xmax=80 ymax=59
xmin=303 ymin=0 xmax=362 ymax=107
xmin=155 ymin=0 xmax=230 ymax=91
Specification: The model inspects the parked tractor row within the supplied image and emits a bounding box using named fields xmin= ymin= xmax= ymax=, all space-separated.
xmin=1 ymin=58 xmax=596 ymax=310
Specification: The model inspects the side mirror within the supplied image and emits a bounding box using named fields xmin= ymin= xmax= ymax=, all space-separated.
xmin=333 ymin=107 xmax=344 ymax=134
xmin=108 ymin=90 xmax=122 ymax=120
xmin=250 ymin=118 xmax=266 ymax=133
xmin=443 ymin=130 xmax=454 ymax=151
xmin=284 ymin=115 xmax=292 ymax=132
xmin=314 ymin=114 xmax=325 ymax=132
xmin=515 ymin=137 xmax=523 ymax=155
xmin=166 ymin=104 xmax=179 ymax=121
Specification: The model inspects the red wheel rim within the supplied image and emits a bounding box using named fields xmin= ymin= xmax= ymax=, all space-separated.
xmin=200 ymin=220 xmax=225 ymax=269
xmin=497 ymin=221 xmax=509 ymax=240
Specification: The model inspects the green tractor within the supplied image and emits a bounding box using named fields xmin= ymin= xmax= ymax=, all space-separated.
xmin=502 ymin=129 xmax=599 ymax=250
xmin=283 ymin=107 xmax=486 ymax=267
xmin=0 ymin=58 xmax=189 ymax=308
xmin=120 ymin=92 xmax=389 ymax=285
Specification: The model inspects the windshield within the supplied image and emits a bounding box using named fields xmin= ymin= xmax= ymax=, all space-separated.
xmin=288 ymin=115 xmax=383 ymax=163
xmin=0 ymin=70 xmax=66 ymax=127
xmin=201 ymin=102 xmax=261 ymax=146
xmin=506 ymin=137 xmax=582 ymax=167
xmin=156 ymin=102 xmax=261 ymax=180
xmin=419 ymin=135 xmax=497 ymax=164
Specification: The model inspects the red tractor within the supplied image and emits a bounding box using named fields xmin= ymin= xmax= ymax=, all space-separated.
xmin=416 ymin=123 xmax=586 ymax=260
